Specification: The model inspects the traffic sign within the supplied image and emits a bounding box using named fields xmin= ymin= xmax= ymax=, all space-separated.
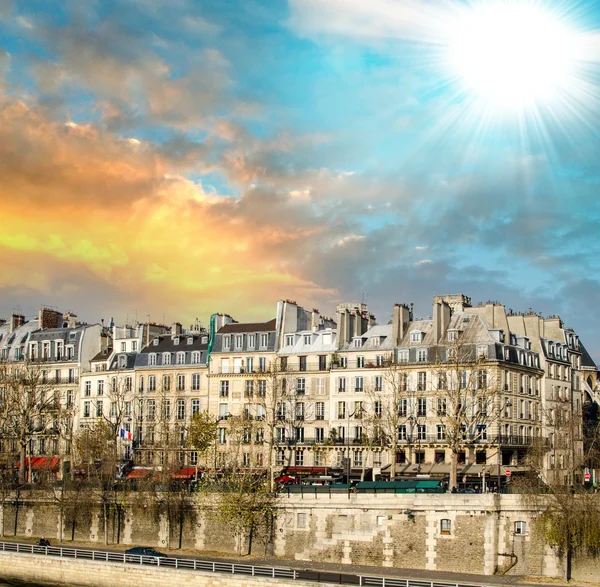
xmin=585 ymin=472 xmax=591 ymax=482
xmin=505 ymin=469 xmax=512 ymax=477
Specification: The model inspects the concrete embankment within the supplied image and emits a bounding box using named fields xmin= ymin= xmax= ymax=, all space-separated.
xmin=0 ymin=551 xmax=329 ymax=587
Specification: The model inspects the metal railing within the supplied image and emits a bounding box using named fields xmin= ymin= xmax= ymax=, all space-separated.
xmin=0 ymin=540 xmax=502 ymax=587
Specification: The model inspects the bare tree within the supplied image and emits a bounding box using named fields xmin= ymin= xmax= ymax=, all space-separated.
xmin=431 ymin=342 xmax=501 ymax=489
xmin=0 ymin=362 xmax=58 ymax=485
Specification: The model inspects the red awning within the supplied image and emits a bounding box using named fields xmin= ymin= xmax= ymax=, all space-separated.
xmin=172 ymin=467 xmax=201 ymax=480
xmin=126 ymin=468 xmax=153 ymax=479
xmin=17 ymin=457 xmax=60 ymax=471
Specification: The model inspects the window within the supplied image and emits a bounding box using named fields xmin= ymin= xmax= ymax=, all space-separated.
xmin=398 ymin=399 xmax=407 ymax=417
xmin=149 ymin=375 xmax=156 ymax=392
xmin=191 ymin=399 xmax=200 ymax=416
xmin=176 ymin=352 xmax=186 ymax=365
xmin=258 ymin=357 xmax=266 ymax=372
xmin=417 ymin=349 xmax=427 ymax=362
xmin=162 ymin=375 xmax=171 ymax=391
xmin=315 ymin=377 xmax=326 ymax=395
xmin=440 ymin=519 xmax=451 ymax=535
xmin=398 ymin=350 xmax=409 ymax=363
xmin=316 ymin=402 xmax=325 ymax=420
xmin=318 ymin=355 xmax=327 ymax=371
xmin=338 ymin=377 xmax=346 ymax=392
xmin=297 ymin=513 xmax=307 ymax=529
xmin=97 ymin=380 xmax=104 ymax=396
xmin=244 ymin=380 xmax=254 ymax=397
xmin=303 ymin=334 xmax=311 ymax=346
xmin=192 ymin=373 xmax=200 ymax=391
xmin=417 ymin=372 xmax=426 ymax=391
xmin=277 ymin=403 xmax=286 ymax=420
xmin=162 ymin=400 xmax=171 ymax=420
xmin=514 ymin=521 xmax=527 ymax=535
xmin=83 ymin=401 xmax=90 ymax=418
xmin=260 ymin=334 xmax=268 ymax=348
xmin=338 ymin=401 xmax=346 ymax=419
xmin=85 ymin=381 xmax=91 ymax=396
xmin=96 ymin=401 xmax=103 ymax=418
xmin=248 ymin=334 xmax=256 ymax=349
xmin=219 ymin=403 xmax=229 ymax=420
xmin=295 ymin=402 xmax=305 ymax=420
xmin=437 ymin=398 xmax=447 ymax=416
xmin=295 ymin=450 xmax=304 ymax=466
xmin=163 ymin=353 xmax=171 ymax=365
xmin=218 ymin=428 xmax=227 ymax=444
xmin=110 ymin=402 xmax=117 ymax=417
xmin=177 ymin=399 xmax=185 ymax=421
xmin=374 ymin=400 xmax=382 ymax=417
xmin=235 ymin=335 xmax=243 ymax=349
xmin=357 ymin=356 xmax=365 ymax=368
xmin=417 ymin=424 xmax=426 ymax=440
xmin=149 ymin=353 xmax=157 ymax=366
xmin=410 ymin=331 xmax=422 ymax=343
xmin=177 ymin=374 xmax=185 ymax=391
xmin=295 ymin=427 xmax=304 ymax=442
xmin=437 ymin=424 xmax=446 ymax=440
xmin=353 ymin=339 xmax=362 ymax=348
xmin=353 ymin=451 xmax=363 ymax=467
xmin=223 ymin=335 xmax=231 ymax=350
xmin=298 ymin=356 xmax=307 ymax=371
xmin=276 ymin=427 xmax=286 ymax=442
xmin=315 ymin=427 xmax=325 ymax=442
xmin=220 ymin=381 xmax=229 ymax=397
xmin=355 ymin=377 xmax=364 ymax=392
xmin=398 ymin=425 xmax=407 ymax=440
xmin=417 ymin=397 xmax=427 ymax=416
xmin=125 ymin=376 xmax=132 ymax=392
xmin=191 ymin=351 xmax=201 ymax=364
xmin=375 ymin=376 xmax=383 ymax=391
xmin=296 ymin=378 xmax=306 ymax=395
xmin=354 ymin=401 xmax=363 ymax=419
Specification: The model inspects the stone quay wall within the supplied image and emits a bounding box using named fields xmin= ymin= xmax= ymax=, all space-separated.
xmin=1 ymin=492 xmax=599 ymax=580
xmin=0 ymin=551 xmax=321 ymax=587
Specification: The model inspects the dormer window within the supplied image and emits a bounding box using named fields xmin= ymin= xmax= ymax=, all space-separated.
xmin=173 ymin=337 xmax=180 ymax=345
xmin=187 ymin=337 xmax=194 ymax=345
xmin=177 ymin=351 xmax=186 ymax=365
xmin=223 ymin=335 xmax=231 ymax=350
xmin=477 ymin=346 xmax=488 ymax=359
xmin=235 ymin=335 xmax=243 ymax=349
xmin=370 ymin=337 xmax=380 ymax=347
xmin=410 ymin=330 xmax=424 ymax=344
xmin=303 ymin=335 xmax=311 ymax=346
xmin=118 ymin=355 xmax=127 ymax=369
xmin=69 ymin=332 xmax=77 ymax=340
xmin=353 ymin=339 xmax=362 ymax=348
xmin=162 ymin=352 xmax=171 ymax=365
xmin=153 ymin=338 xmax=160 ymax=346
xmin=149 ymin=353 xmax=157 ymax=366
xmin=286 ymin=335 xmax=295 ymax=346
xmin=447 ymin=330 xmax=459 ymax=342
xmin=191 ymin=351 xmax=201 ymax=364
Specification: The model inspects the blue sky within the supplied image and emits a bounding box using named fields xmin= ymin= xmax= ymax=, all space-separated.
xmin=0 ymin=0 xmax=599 ymax=357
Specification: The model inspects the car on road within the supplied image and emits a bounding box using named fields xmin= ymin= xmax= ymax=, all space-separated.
xmin=124 ymin=546 xmax=166 ymax=564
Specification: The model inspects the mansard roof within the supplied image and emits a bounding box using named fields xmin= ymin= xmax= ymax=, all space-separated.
xmin=217 ymin=319 xmax=277 ymax=334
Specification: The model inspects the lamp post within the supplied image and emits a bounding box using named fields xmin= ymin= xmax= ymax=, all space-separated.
xmin=497 ymin=400 xmax=512 ymax=491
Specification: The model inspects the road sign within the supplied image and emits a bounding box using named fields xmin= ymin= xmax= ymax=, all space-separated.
xmin=505 ymin=469 xmax=512 ymax=477
xmin=585 ymin=472 xmax=591 ymax=482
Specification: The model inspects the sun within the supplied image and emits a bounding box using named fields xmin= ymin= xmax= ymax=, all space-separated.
xmin=444 ymin=1 xmax=584 ymax=111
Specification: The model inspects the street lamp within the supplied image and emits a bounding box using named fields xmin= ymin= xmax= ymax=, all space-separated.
xmin=345 ymin=407 xmax=357 ymax=484
xmin=497 ymin=400 xmax=512 ymax=491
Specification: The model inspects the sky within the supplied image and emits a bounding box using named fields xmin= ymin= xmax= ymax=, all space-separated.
xmin=0 ymin=0 xmax=599 ymax=357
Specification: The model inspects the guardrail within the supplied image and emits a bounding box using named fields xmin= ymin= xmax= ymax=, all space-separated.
xmin=0 ymin=541 xmax=499 ymax=587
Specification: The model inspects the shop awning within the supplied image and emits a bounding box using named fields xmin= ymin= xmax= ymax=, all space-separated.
xmin=126 ymin=467 xmax=153 ymax=479
xmin=172 ymin=467 xmax=201 ymax=480
xmin=284 ymin=466 xmax=328 ymax=475
xmin=17 ymin=457 xmax=60 ymax=471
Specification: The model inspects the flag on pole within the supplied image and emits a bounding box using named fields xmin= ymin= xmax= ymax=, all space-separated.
xmin=119 ymin=428 xmax=133 ymax=440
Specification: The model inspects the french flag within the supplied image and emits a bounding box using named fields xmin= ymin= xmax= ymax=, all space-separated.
xmin=120 ymin=429 xmax=133 ymax=441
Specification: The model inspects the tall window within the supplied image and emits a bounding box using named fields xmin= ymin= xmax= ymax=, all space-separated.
xmin=97 ymin=380 xmax=104 ymax=396
xmin=296 ymin=378 xmax=306 ymax=395
xmin=337 ymin=401 xmax=346 ymax=419
xmin=149 ymin=375 xmax=156 ymax=391
xmin=220 ymin=381 xmax=229 ymax=397
xmin=338 ymin=377 xmax=346 ymax=392
xmin=374 ymin=376 xmax=383 ymax=391
xmin=192 ymin=373 xmax=200 ymax=391
xmin=316 ymin=402 xmax=325 ymax=420
xmin=162 ymin=375 xmax=171 ymax=391
xmin=177 ymin=399 xmax=185 ymax=421
xmin=163 ymin=353 xmax=171 ymax=365
xmin=177 ymin=374 xmax=185 ymax=391
xmin=354 ymin=377 xmax=364 ymax=392
xmin=191 ymin=399 xmax=200 ymax=416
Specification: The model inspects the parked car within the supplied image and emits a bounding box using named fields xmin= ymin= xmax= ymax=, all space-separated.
xmin=124 ymin=547 xmax=166 ymax=564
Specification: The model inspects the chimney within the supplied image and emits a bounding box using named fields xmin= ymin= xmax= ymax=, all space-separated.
xmin=10 ymin=314 xmax=25 ymax=333
xmin=392 ymin=304 xmax=411 ymax=345
xmin=38 ymin=307 xmax=62 ymax=330
xmin=171 ymin=322 xmax=183 ymax=337
xmin=311 ymin=309 xmax=320 ymax=332
xmin=433 ymin=300 xmax=452 ymax=343
xmin=62 ymin=311 xmax=78 ymax=329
